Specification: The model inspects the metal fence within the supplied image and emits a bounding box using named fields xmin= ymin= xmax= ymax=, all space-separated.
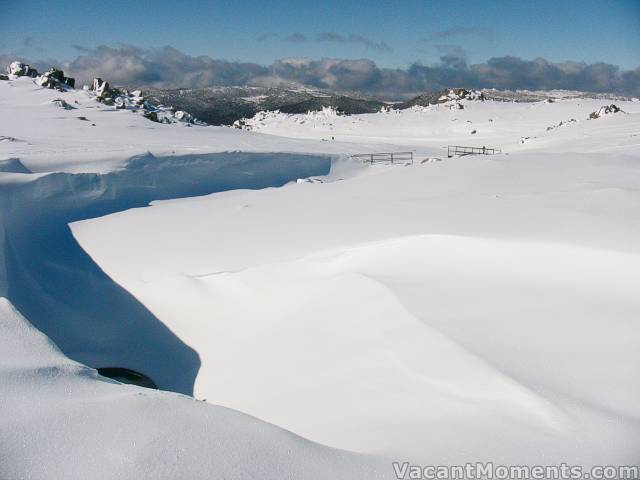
xmin=350 ymin=152 xmax=414 ymax=165
xmin=447 ymin=145 xmax=501 ymax=158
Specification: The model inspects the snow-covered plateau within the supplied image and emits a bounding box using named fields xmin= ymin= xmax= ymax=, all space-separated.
xmin=1 ymin=72 xmax=639 ymax=478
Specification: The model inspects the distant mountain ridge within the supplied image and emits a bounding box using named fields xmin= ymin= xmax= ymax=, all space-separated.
xmin=143 ymin=86 xmax=387 ymax=126
xmin=144 ymin=85 xmax=635 ymax=126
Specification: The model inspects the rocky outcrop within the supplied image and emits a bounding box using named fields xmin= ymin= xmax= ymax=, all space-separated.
xmin=398 ymin=88 xmax=485 ymax=109
xmin=5 ymin=62 xmax=74 ymax=89
xmin=143 ymin=107 xmax=199 ymax=125
xmin=7 ymin=61 xmax=39 ymax=77
xmin=174 ymin=110 xmax=195 ymax=123
xmin=438 ymin=88 xmax=485 ymax=102
xmin=90 ymin=77 xmax=109 ymax=93
xmin=129 ymin=90 xmax=144 ymax=107
xmin=51 ymin=98 xmax=74 ymax=110
xmin=588 ymin=104 xmax=623 ymax=119
xmin=85 ymin=76 xmax=200 ymax=124
xmin=38 ymin=68 xmax=75 ymax=90
xmin=4 ymin=61 xmax=202 ymax=127
xmin=89 ymin=78 xmax=147 ymax=110
xmin=89 ymin=78 xmax=115 ymax=103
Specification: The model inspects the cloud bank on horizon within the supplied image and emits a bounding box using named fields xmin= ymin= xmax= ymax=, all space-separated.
xmin=3 ymin=45 xmax=639 ymax=99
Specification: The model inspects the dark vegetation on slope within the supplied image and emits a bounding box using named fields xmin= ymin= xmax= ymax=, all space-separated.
xmin=11 ymin=60 xmax=629 ymax=127
xmin=144 ymin=85 xmax=636 ymax=126
xmin=143 ymin=86 xmax=387 ymax=125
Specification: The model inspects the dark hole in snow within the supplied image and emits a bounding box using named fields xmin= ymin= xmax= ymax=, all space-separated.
xmin=97 ymin=367 xmax=158 ymax=389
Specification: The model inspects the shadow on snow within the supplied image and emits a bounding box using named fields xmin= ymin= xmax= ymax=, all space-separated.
xmin=1 ymin=151 xmax=332 ymax=395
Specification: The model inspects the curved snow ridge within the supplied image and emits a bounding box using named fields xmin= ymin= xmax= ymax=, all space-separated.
xmin=0 ymin=151 xmax=332 ymax=395
xmin=313 ymin=233 xmax=640 ymax=412
xmin=139 ymin=232 xmax=640 ymax=462
xmin=0 ymin=298 xmax=391 ymax=480
xmin=0 ymin=158 xmax=31 ymax=174
xmin=346 ymin=269 xmax=568 ymax=431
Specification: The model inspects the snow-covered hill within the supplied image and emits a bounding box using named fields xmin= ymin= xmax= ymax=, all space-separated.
xmin=2 ymin=70 xmax=640 ymax=477
xmin=232 ymin=96 xmax=638 ymax=157
xmin=0 ymin=73 xmax=388 ymax=480
xmin=143 ymin=84 xmax=636 ymax=126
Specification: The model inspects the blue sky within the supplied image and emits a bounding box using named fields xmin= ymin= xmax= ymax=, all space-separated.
xmin=1 ymin=0 xmax=639 ymax=69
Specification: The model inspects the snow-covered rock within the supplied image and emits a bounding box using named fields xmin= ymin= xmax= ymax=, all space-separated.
xmin=37 ymin=67 xmax=75 ymax=90
xmin=174 ymin=110 xmax=194 ymax=122
xmin=7 ymin=60 xmax=38 ymax=77
xmin=86 ymin=76 xmax=201 ymax=123
xmin=143 ymin=107 xmax=199 ymax=124
xmin=437 ymin=87 xmax=485 ymax=102
xmin=51 ymin=98 xmax=74 ymax=110
xmin=588 ymin=104 xmax=623 ymax=119
xmin=90 ymin=77 xmax=109 ymax=96
xmin=130 ymin=89 xmax=144 ymax=106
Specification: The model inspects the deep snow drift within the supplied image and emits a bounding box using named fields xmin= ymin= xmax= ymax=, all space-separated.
xmin=0 ymin=76 xmax=383 ymax=479
xmin=1 ymin=151 xmax=331 ymax=395
xmin=0 ymin=298 xmax=387 ymax=479
xmin=72 ymin=153 xmax=640 ymax=465
xmin=72 ymin=96 xmax=640 ymax=465
xmin=2 ymin=72 xmax=640 ymax=477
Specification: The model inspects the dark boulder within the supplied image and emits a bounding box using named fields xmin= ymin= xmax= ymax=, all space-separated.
xmin=90 ymin=77 xmax=108 ymax=92
xmin=38 ymin=68 xmax=76 ymax=90
xmin=143 ymin=111 xmax=159 ymax=122
xmin=51 ymin=98 xmax=75 ymax=110
xmin=90 ymin=77 xmax=115 ymax=103
xmin=8 ymin=61 xmax=39 ymax=77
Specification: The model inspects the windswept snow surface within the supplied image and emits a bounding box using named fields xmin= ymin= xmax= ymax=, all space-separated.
xmin=0 ymin=299 xmax=387 ymax=479
xmin=2 ymin=74 xmax=640 ymax=476
xmin=72 ymin=154 xmax=640 ymax=465
xmin=0 ymin=76 xmax=386 ymax=479
xmin=0 ymin=77 xmax=409 ymax=173
xmin=73 ymin=97 xmax=640 ymax=465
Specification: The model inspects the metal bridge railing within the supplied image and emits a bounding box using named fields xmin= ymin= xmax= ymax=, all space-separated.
xmin=350 ymin=152 xmax=414 ymax=165
xmin=447 ymin=145 xmax=501 ymax=158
